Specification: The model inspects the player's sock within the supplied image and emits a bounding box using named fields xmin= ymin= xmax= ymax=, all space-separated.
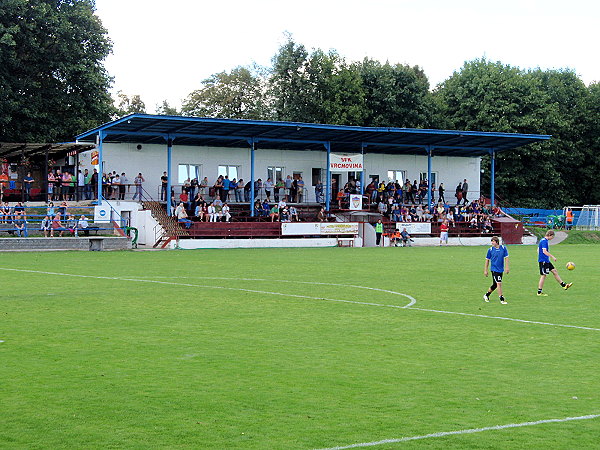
xmin=499 ymin=295 xmax=507 ymax=304
xmin=537 ymin=289 xmax=543 ymax=294
xmin=560 ymin=282 xmax=566 ymax=287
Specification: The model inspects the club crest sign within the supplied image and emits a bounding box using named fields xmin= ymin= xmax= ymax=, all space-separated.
xmin=349 ymin=194 xmax=363 ymax=210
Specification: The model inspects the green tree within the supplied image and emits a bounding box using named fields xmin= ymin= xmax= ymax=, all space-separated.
xmin=115 ymin=91 xmax=146 ymax=116
xmin=0 ymin=0 xmax=114 ymax=142
xmin=155 ymin=100 xmax=180 ymax=116
xmin=181 ymin=66 xmax=268 ymax=119
xmin=357 ymin=58 xmax=432 ymax=128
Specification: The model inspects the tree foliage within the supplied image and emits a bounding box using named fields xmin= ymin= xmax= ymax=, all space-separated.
xmin=116 ymin=91 xmax=146 ymax=116
xmin=0 ymin=0 xmax=114 ymax=142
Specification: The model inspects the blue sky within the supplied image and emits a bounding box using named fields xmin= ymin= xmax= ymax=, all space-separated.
xmin=95 ymin=0 xmax=600 ymax=112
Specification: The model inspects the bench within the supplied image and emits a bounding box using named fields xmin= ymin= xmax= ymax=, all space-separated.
xmin=337 ymin=237 xmax=355 ymax=247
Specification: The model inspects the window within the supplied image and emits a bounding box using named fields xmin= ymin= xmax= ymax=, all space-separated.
xmin=267 ymin=166 xmax=284 ymax=182
xmin=178 ymin=164 xmax=201 ymax=184
xmin=420 ymin=172 xmax=437 ymax=185
xmin=218 ymin=165 xmax=239 ymax=180
xmin=387 ymin=170 xmax=405 ymax=185
xmin=312 ymin=168 xmax=322 ymax=186
xmin=347 ymin=171 xmax=359 ymax=182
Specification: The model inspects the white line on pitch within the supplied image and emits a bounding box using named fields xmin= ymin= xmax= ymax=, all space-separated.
xmin=1 ymin=267 xmax=598 ymax=332
xmin=315 ymin=413 xmax=600 ymax=449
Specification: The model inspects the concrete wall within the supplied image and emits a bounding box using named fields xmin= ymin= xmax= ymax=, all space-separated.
xmin=0 ymin=237 xmax=131 ymax=251
xmin=80 ymin=143 xmax=482 ymax=202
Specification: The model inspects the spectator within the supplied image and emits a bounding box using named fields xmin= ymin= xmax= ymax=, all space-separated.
xmin=175 ymin=202 xmax=192 ymax=228
xmin=112 ymin=173 xmax=121 ymax=200
xmin=297 ymin=176 xmax=305 ymax=202
xmin=315 ymin=180 xmax=324 ymax=203
xmin=375 ymin=219 xmax=383 ymax=246
xmin=438 ymin=183 xmax=445 ymax=203
xmin=290 ymin=178 xmax=297 ymax=203
xmin=235 ymin=179 xmax=244 ymax=202
xmin=462 ymin=179 xmax=469 ymax=205
xmin=189 ymin=177 xmax=198 ymax=201
xmin=195 ymin=201 xmax=207 ymax=222
xmin=378 ymin=200 xmax=387 ymax=216
xmin=51 ymin=212 xmax=65 ymax=237
xmin=23 ymin=172 xmax=34 ymax=201
xmin=91 ymin=169 xmax=98 ymax=200
xmin=253 ymin=200 xmax=262 ymax=217
xmin=119 ymin=172 xmax=128 ymax=200
xmin=269 ymin=204 xmax=279 ymax=222
xmin=207 ymin=202 xmax=217 ymax=222
xmin=254 ymin=178 xmax=262 ymax=200
xmin=222 ymin=203 xmax=231 ymax=222
xmin=284 ymin=175 xmax=292 ymax=201
xmin=47 ymin=171 xmax=56 ymax=202
xmin=401 ymin=228 xmax=412 ymax=247
xmin=244 ymin=180 xmax=252 ymax=202
xmin=133 ymin=173 xmax=145 ymax=201
xmin=264 ymin=178 xmax=273 ymax=202
xmin=84 ymin=169 xmax=92 ymax=200
xmin=76 ymin=169 xmax=85 ymax=200
xmin=78 ymin=215 xmax=89 ymax=234
xmin=317 ymin=207 xmax=325 ymax=222
xmin=274 ymin=178 xmax=284 ymax=202
xmin=280 ymin=208 xmax=290 ymax=222
xmin=67 ymin=214 xmax=78 ymax=236
xmin=288 ymin=205 xmax=299 ymax=222
xmin=13 ymin=211 xmax=27 ymax=237
xmin=261 ymin=199 xmax=270 ymax=217
xmin=40 ymin=215 xmax=52 ymax=237
xmin=200 ymin=177 xmax=209 ymax=196
xmin=160 ymin=172 xmax=168 ymax=201
xmin=222 ymin=175 xmax=231 ymax=201
xmin=337 ymin=190 xmax=345 ymax=209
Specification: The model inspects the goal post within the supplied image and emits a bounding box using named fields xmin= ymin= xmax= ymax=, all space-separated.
xmin=575 ymin=205 xmax=600 ymax=230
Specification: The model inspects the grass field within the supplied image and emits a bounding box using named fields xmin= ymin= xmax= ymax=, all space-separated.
xmin=1 ymin=244 xmax=599 ymax=449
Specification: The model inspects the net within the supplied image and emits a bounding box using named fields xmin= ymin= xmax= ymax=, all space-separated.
xmin=575 ymin=205 xmax=600 ymax=230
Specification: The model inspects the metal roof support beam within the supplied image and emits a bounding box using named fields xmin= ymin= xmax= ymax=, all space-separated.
xmin=426 ymin=146 xmax=433 ymax=207
xmin=249 ymin=138 xmax=255 ymax=217
xmin=167 ymin=137 xmax=173 ymax=217
xmin=97 ymin=131 xmax=105 ymax=206
xmin=490 ymin=149 xmax=496 ymax=207
xmin=325 ymin=142 xmax=331 ymax=212
xmin=360 ymin=143 xmax=366 ymax=196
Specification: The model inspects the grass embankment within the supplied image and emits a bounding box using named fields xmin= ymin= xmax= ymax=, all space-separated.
xmin=525 ymin=226 xmax=600 ymax=244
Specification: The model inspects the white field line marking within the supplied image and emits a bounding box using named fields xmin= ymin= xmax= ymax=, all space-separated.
xmin=2 ymin=268 xmax=599 ymax=332
xmin=0 ymin=268 xmax=415 ymax=309
xmin=316 ymin=413 xmax=600 ymax=449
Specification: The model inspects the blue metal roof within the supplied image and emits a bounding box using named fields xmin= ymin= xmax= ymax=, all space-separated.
xmin=76 ymin=114 xmax=551 ymax=157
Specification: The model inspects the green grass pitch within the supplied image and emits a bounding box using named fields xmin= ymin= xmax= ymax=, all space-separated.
xmin=1 ymin=244 xmax=599 ymax=449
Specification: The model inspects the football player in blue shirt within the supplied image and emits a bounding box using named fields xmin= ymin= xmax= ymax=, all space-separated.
xmin=483 ymin=236 xmax=510 ymax=304
xmin=537 ymin=229 xmax=572 ymax=296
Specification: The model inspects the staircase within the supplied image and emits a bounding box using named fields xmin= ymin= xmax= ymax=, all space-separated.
xmin=143 ymin=200 xmax=189 ymax=248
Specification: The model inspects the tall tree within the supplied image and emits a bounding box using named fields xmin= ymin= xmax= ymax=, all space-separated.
xmin=0 ymin=0 xmax=114 ymax=142
xmin=156 ymin=100 xmax=180 ymax=116
xmin=116 ymin=91 xmax=146 ymax=116
xmin=181 ymin=66 xmax=268 ymax=119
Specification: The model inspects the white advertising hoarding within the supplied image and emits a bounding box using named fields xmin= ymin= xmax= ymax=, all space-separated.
xmin=395 ymin=222 xmax=432 ymax=234
xmin=282 ymin=222 xmax=359 ymax=235
xmin=329 ymin=154 xmax=363 ymax=172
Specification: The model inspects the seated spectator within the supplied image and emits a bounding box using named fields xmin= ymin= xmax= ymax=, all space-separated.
xmin=277 ymin=199 xmax=287 ymax=211
xmin=222 ymin=203 xmax=231 ymax=222
xmin=175 ymin=202 xmax=192 ymax=228
xmin=195 ymin=201 xmax=207 ymax=222
xmin=415 ymin=205 xmax=424 ymax=221
xmin=288 ymin=205 xmax=299 ymax=222
xmin=401 ymin=228 xmax=412 ymax=247
xmin=391 ymin=204 xmax=401 ymax=222
xmin=77 ymin=215 xmax=89 ymax=234
xmin=316 ymin=207 xmax=325 ymax=222
xmin=422 ymin=210 xmax=433 ymax=222
xmin=469 ymin=215 xmax=478 ymax=228
xmin=214 ymin=202 xmax=223 ymax=221
xmin=390 ymin=230 xmax=402 ymax=247
xmin=208 ymin=202 xmax=217 ymax=222
xmin=13 ymin=211 xmax=27 ymax=237
xmin=67 ymin=214 xmax=78 ymax=236
xmin=280 ymin=208 xmax=290 ymax=223
xmin=253 ymin=200 xmax=262 ymax=217
xmin=378 ymin=201 xmax=387 ymax=216
xmin=261 ymin=200 xmax=270 ymax=217
xmin=51 ymin=212 xmax=66 ymax=237
xmin=482 ymin=215 xmax=493 ymax=233
xmin=269 ymin=204 xmax=279 ymax=222
xmin=40 ymin=215 xmax=52 ymax=237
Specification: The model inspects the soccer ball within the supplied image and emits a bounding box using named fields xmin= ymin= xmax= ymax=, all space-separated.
xmin=566 ymin=261 xmax=576 ymax=271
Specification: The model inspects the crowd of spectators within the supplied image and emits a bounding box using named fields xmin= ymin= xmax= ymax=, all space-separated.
xmin=0 ymin=201 xmax=91 ymax=237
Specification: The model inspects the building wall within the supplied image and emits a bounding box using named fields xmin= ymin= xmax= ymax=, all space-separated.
xmin=80 ymin=143 xmax=482 ymax=203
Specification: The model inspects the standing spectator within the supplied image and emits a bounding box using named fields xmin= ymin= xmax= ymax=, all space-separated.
xmin=264 ymin=178 xmax=273 ymax=202
xmin=375 ymin=219 xmax=383 ymax=246
xmin=297 ymin=176 xmax=305 ymax=202
xmin=244 ymin=180 xmax=252 ymax=202
xmin=189 ymin=177 xmax=198 ymax=201
xmin=462 ymin=179 xmax=469 ymax=205
xmin=112 ymin=173 xmax=121 ymax=200
xmin=61 ymin=171 xmax=71 ymax=201
xmin=84 ymin=169 xmax=92 ymax=200
xmin=77 ymin=170 xmax=85 ymax=201
xmin=274 ymin=178 xmax=284 ymax=202
xmin=315 ymin=180 xmax=323 ymax=203
xmin=290 ymin=178 xmax=298 ymax=203
xmin=235 ymin=179 xmax=244 ymax=202
xmin=23 ymin=172 xmax=34 ymax=201
xmin=91 ymin=169 xmax=98 ymax=200
xmin=284 ymin=175 xmax=292 ymax=201
xmin=133 ymin=173 xmax=145 ymax=201
xmin=13 ymin=211 xmax=27 ymax=237
xmin=455 ymin=182 xmax=463 ymax=206
xmin=47 ymin=171 xmax=56 ymax=202
xmin=199 ymin=177 xmax=209 ymax=196
xmin=119 ymin=172 xmax=128 ymax=200
xmin=221 ymin=175 xmax=231 ymax=202
xmin=438 ymin=183 xmax=445 ymax=203
xmin=0 ymin=170 xmax=8 ymax=202
xmin=160 ymin=172 xmax=168 ymax=201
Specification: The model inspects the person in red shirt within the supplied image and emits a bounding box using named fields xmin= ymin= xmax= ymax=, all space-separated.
xmin=440 ymin=219 xmax=449 ymax=246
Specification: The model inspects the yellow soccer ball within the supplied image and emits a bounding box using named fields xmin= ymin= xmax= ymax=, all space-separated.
xmin=566 ymin=261 xmax=576 ymax=271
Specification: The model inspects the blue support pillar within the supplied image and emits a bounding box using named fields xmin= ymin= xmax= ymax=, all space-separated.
xmin=250 ymin=138 xmax=255 ymax=216
xmin=360 ymin=143 xmax=365 ymax=196
xmin=426 ymin=146 xmax=433 ymax=207
xmin=490 ymin=149 xmax=496 ymax=207
xmin=325 ymin=142 xmax=331 ymax=212
xmin=167 ymin=137 xmax=173 ymax=215
xmin=97 ymin=131 xmax=105 ymax=205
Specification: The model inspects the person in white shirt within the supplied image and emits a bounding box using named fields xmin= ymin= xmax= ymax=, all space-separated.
xmin=207 ymin=202 xmax=217 ymax=222
xmin=222 ymin=203 xmax=231 ymax=222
